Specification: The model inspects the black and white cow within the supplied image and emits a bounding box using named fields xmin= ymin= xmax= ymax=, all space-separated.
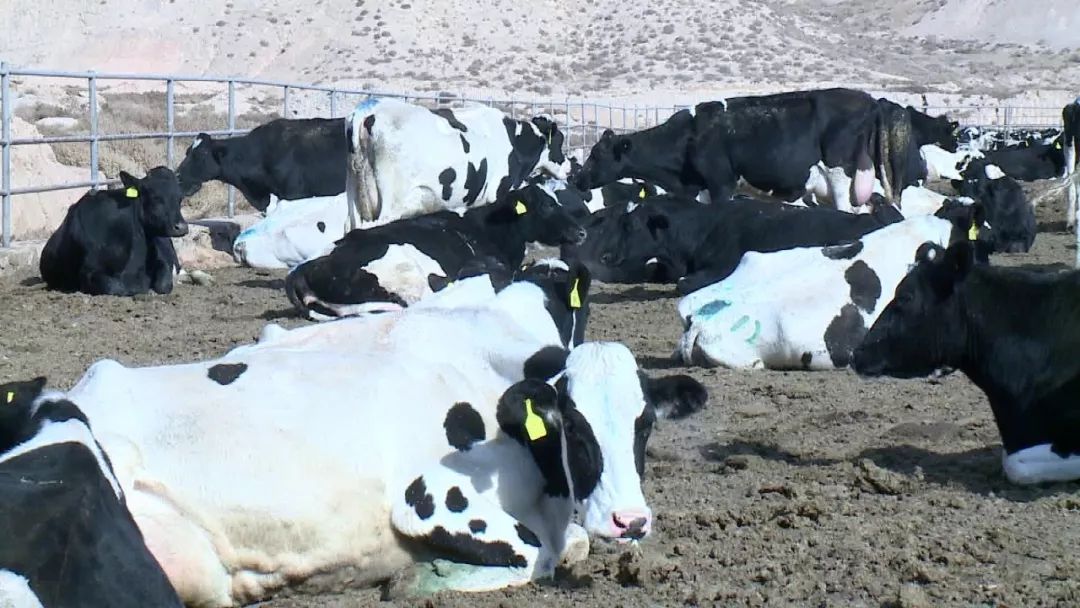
xmin=561 ymin=194 xmax=905 ymax=294
xmin=958 ymin=126 xmax=1063 ymax=154
xmin=961 ymin=139 xmax=1066 ymax=183
xmin=953 ymin=164 xmax=1036 ymax=253
xmin=64 ymin=278 xmax=706 ymax=606
xmin=176 ymin=117 xmax=347 ymax=212
xmin=920 ymin=144 xmax=983 ymax=181
xmin=345 ymin=98 xmax=569 ymax=227
xmin=1062 ymin=98 xmax=1080 ymax=230
xmin=39 ymin=167 xmax=188 ymax=296
xmin=905 ymin=106 xmax=959 ymax=152
xmin=232 ymin=193 xmax=348 ymax=269
xmin=677 ymin=201 xmax=988 ymax=369
xmin=852 ymin=241 xmax=1080 ymax=484
xmin=0 ymin=377 xmax=182 ymax=608
xmin=573 ymin=88 xmax=916 ymax=212
xmin=286 ymin=184 xmax=586 ymax=320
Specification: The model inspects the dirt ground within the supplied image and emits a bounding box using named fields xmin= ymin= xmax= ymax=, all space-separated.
xmin=3 ymin=182 xmax=1080 ymax=607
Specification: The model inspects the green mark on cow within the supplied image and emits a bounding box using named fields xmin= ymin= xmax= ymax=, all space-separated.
xmin=730 ymin=315 xmax=749 ymax=332
xmin=745 ymin=320 xmax=761 ymax=345
xmin=697 ymin=300 xmax=731 ymax=318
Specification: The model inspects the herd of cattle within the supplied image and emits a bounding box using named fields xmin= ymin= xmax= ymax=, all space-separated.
xmin=4 ymin=87 xmax=1080 ymax=607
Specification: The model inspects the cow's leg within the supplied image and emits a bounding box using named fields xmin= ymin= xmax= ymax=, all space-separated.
xmin=823 ymin=166 xmax=856 ymax=213
xmin=390 ymin=468 xmax=560 ymax=594
xmin=1002 ymin=444 xmax=1080 ymax=484
xmin=148 ymin=237 xmax=178 ymax=295
xmin=1065 ymin=144 xmax=1077 ymax=230
xmin=79 ymin=267 xmax=137 ymax=296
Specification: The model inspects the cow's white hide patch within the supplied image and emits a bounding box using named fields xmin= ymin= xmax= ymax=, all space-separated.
xmin=1003 ymin=444 xmax=1080 ymax=485
xmin=233 ymin=194 xmax=348 ymax=269
xmin=985 ymin=164 xmax=1006 ymax=180
xmin=361 ymin=243 xmax=447 ymax=305
xmin=0 ymin=570 xmax=44 ymax=608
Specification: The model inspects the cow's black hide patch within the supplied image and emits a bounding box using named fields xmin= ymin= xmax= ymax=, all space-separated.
xmin=316 ymin=221 xmax=326 ymax=233
xmin=824 ymin=304 xmax=866 ymax=368
xmin=460 ymin=134 xmax=470 ymax=154
xmin=515 ymin=523 xmax=542 ymax=548
xmin=845 ymin=260 xmax=881 ymax=313
xmin=363 ymin=115 xmax=376 ymax=135
xmin=822 ymin=241 xmax=864 ymax=260
xmin=445 ymin=487 xmax=469 ymax=513
xmin=801 ymin=352 xmax=813 ymax=369
xmin=428 ymin=526 xmax=527 ymax=567
xmin=438 ymin=168 xmax=456 ymax=201
xmin=444 ymin=402 xmax=486 ymax=451
xmin=523 ymin=346 xmax=570 ymax=381
xmin=207 ymin=363 xmax=247 ymax=385
xmin=404 ymin=476 xmax=436 ymax=520
xmin=431 ymin=108 xmax=468 ymax=132
xmin=463 ymin=159 xmax=488 ymax=206
xmin=469 ymin=519 xmax=487 ymax=534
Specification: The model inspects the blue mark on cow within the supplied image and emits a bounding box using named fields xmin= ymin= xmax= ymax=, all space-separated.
xmin=696 ymin=299 xmax=731 ymax=319
xmin=354 ymin=97 xmax=380 ymax=113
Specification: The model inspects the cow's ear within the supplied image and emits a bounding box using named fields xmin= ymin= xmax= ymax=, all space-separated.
xmin=615 ymin=137 xmax=632 ymax=155
xmin=119 ymin=171 xmax=141 ymax=196
xmin=562 ymin=262 xmax=591 ymax=312
xmin=925 ymin=242 xmax=974 ymax=300
xmin=601 ymin=129 xmax=615 ymax=141
xmin=495 ymin=378 xmax=561 ymax=444
xmin=523 ymin=346 xmax=569 ymax=381
xmin=640 ymin=372 xmax=707 ymax=420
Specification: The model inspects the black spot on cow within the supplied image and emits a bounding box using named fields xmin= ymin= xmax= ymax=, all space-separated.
xmin=428 ymin=526 xmax=527 ymax=567
xmin=444 ymin=402 xmax=486 ymax=451
xmin=821 ymin=241 xmax=864 ymax=260
xmin=824 ymin=304 xmax=866 ymax=368
xmin=445 ymin=487 xmax=468 ymax=513
xmin=845 ymin=260 xmax=881 ymax=313
xmin=430 ymin=108 xmax=468 ymax=133
xmin=316 ymin=221 xmax=326 ymax=233
xmin=404 ymin=476 xmax=436 ymax=520
xmin=438 ymin=168 xmax=456 ymax=202
xmin=523 ymin=346 xmax=570 ymax=381
xmin=459 ymin=134 xmax=470 ymax=154
xmin=801 ymin=352 xmax=813 ymax=369
xmin=363 ymin=115 xmax=376 ymax=135
xmin=463 ymin=159 xmax=488 ymax=206
xmin=207 ymin=363 xmax=247 ymax=385
xmin=515 ymin=523 xmax=542 ymax=548
xmin=468 ymin=519 xmax=487 ymax=534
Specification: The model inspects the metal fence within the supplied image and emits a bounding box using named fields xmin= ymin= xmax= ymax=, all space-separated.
xmin=0 ymin=63 xmax=1066 ymax=248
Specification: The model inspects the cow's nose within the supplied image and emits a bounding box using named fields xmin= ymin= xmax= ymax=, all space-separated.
xmin=612 ymin=510 xmax=651 ymax=540
xmin=172 ymin=221 xmax=190 ymax=237
xmin=573 ymin=228 xmax=588 ymax=244
xmin=600 ymin=252 xmax=617 ymax=265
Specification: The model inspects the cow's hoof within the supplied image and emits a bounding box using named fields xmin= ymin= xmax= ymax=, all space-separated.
xmin=560 ymin=523 xmax=590 ymax=565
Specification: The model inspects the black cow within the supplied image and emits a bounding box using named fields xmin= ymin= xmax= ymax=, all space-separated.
xmin=0 ymin=377 xmax=183 ymax=607
xmin=905 ymin=106 xmax=959 ymax=152
xmin=952 ymin=164 xmax=1035 ymax=253
xmin=1063 ymin=99 xmax=1080 ymax=228
xmin=573 ymin=88 xmax=913 ymax=212
xmin=561 ymin=194 xmax=905 ymax=294
xmin=176 ymin=117 xmax=346 ymax=212
xmin=961 ymin=140 xmax=1066 ymax=183
xmin=852 ymin=241 xmax=1080 ymax=485
xmin=39 ymin=168 xmax=187 ymax=296
xmin=285 ymin=183 xmax=586 ymax=320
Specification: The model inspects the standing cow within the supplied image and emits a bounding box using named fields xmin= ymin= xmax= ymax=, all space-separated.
xmin=1063 ymin=98 xmax=1080 ymax=234
xmin=345 ymin=98 xmax=570 ymax=228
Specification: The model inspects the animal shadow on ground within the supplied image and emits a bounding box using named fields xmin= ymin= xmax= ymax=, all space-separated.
xmin=239 ymin=278 xmax=286 ymax=290
xmin=260 ymin=307 xmax=301 ymax=321
xmin=19 ymin=276 xmax=44 ymax=287
xmin=1037 ymin=220 xmax=1068 ymax=233
xmin=636 ymin=354 xmax=684 ymax=371
xmin=1012 ymin=261 xmax=1071 ymax=274
xmin=590 ymin=285 xmax=674 ymax=304
xmin=701 ymin=440 xmax=1080 ymax=502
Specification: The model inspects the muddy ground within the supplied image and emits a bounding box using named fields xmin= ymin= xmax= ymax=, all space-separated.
xmin=2 ymin=182 xmax=1080 ymax=607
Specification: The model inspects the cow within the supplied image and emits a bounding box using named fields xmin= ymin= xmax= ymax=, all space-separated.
xmin=677 ymin=201 xmax=988 ymax=370
xmin=852 ymin=240 xmax=1080 ymax=484
xmin=286 ymin=183 xmax=586 ymax=321
xmin=561 ymin=194 xmax=905 ymax=294
xmin=953 ymin=164 xmax=1035 ymax=253
xmin=958 ymin=126 xmax=1063 ymax=154
xmin=175 ymin=117 xmax=346 ymax=212
xmin=961 ymin=139 xmax=1066 ymax=183
xmin=232 ymin=193 xmax=349 ymax=269
xmin=64 ymin=279 xmax=707 ymax=606
xmin=39 ymin=167 xmax=189 ymax=296
xmin=920 ymin=144 xmax=983 ymax=181
xmin=0 ymin=377 xmax=182 ymax=608
xmin=1063 ymin=98 xmax=1080 ymax=230
xmin=572 ymin=88 xmax=917 ymax=212
xmin=527 ymin=175 xmax=662 ymax=220
xmin=905 ymin=106 xmax=959 ymax=152
xmin=345 ymin=98 xmax=570 ymax=228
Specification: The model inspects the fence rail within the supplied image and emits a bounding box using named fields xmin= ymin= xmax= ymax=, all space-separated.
xmin=0 ymin=64 xmax=1067 ymax=248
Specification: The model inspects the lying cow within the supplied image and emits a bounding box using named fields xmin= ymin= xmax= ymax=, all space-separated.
xmin=920 ymin=144 xmax=982 ymax=181
xmin=573 ymin=88 xmax=917 ymax=212
xmin=39 ymin=167 xmax=189 ymax=296
xmin=962 ymin=139 xmax=1066 ymax=183
xmin=232 ymin=193 xmax=349 ymax=269
xmin=562 ymin=194 xmax=904 ymax=294
xmin=677 ymin=201 xmax=987 ymax=369
xmin=286 ymin=184 xmax=586 ymax=320
xmin=176 ymin=117 xmax=346 ymax=212
xmin=958 ymin=126 xmax=1062 ymax=154
xmin=1064 ymin=98 xmax=1079 ymax=230
xmin=953 ymin=164 xmax=1035 ymax=253
xmin=0 ymin=377 xmax=182 ymax=607
xmin=65 ymin=276 xmax=706 ymax=605
xmin=852 ymin=241 xmax=1080 ymax=484
xmin=346 ymin=98 xmax=569 ymax=227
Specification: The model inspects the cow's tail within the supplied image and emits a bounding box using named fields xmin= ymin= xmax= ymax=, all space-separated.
xmin=284 ymin=264 xmax=315 ymax=320
xmin=873 ymin=107 xmax=896 ymax=204
xmin=345 ymin=106 xmax=382 ymax=230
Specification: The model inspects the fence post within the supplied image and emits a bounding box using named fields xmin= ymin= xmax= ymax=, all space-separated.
xmin=283 ymin=85 xmax=290 ymax=117
xmin=89 ymin=71 xmax=99 ymax=189
xmin=1 ymin=62 xmax=10 ymax=247
xmin=227 ymin=79 xmax=236 ymax=217
xmin=329 ymin=90 xmax=337 ymax=117
xmin=165 ymin=79 xmax=175 ymax=169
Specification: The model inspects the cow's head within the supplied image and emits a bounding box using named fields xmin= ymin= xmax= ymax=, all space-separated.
xmin=515 ymin=260 xmax=592 ymax=348
xmin=503 ymin=343 xmax=707 ymax=541
xmin=952 ymin=165 xmax=1033 ymax=254
xmin=574 ymin=130 xmax=632 ymax=191
xmin=560 ymin=201 xmax=679 ymax=284
xmin=176 ymin=133 xmax=221 ymax=197
xmin=485 ymin=184 xmax=587 ymax=247
xmin=852 ymin=241 xmax=974 ymax=379
xmin=121 ymin=167 xmax=188 ymax=238
xmin=531 ymin=115 xmax=568 ymax=175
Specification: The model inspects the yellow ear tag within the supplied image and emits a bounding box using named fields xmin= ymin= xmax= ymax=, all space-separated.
xmin=1056 ymin=141 xmax=1063 ymax=150
xmin=515 ymin=201 xmax=527 ymax=215
xmin=638 ymin=187 xmax=647 ymax=199
xmin=125 ymin=187 xmax=139 ymax=198
xmin=968 ymin=221 xmax=980 ymax=241
xmin=5 ymin=391 xmax=13 ymax=404
xmin=569 ymin=278 xmax=582 ymax=309
xmin=524 ymin=398 xmax=547 ymax=441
